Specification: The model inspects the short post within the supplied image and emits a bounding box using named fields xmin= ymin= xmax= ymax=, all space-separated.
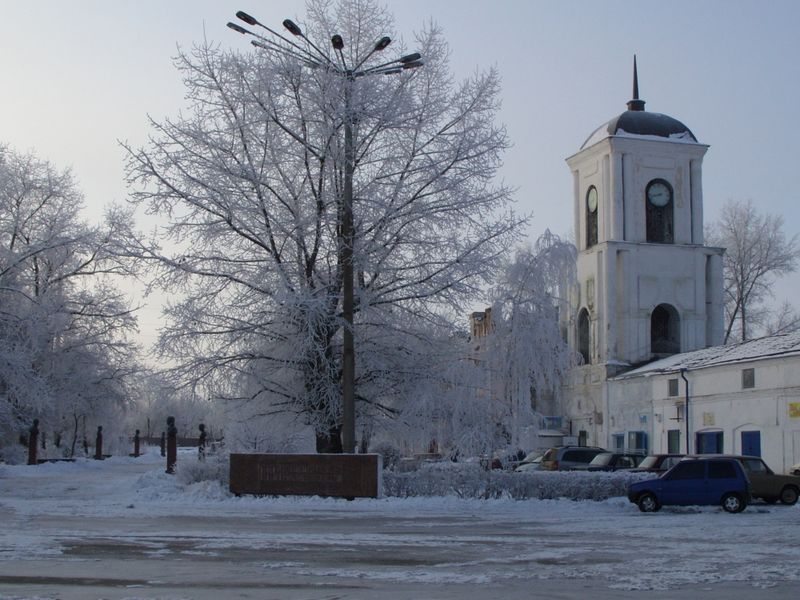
xmin=134 ymin=429 xmax=141 ymax=457
xmin=166 ymin=416 xmax=177 ymax=474
xmin=95 ymin=426 xmax=103 ymax=460
xmin=198 ymin=423 xmax=207 ymax=462
xmin=160 ymin=431 xmax=166 ymax=457
xmin=27 ymin=419 xmax=40 ymax=465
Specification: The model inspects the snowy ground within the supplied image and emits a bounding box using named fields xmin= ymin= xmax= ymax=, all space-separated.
xmin=0 ymin=450 xmax=798 ymax=600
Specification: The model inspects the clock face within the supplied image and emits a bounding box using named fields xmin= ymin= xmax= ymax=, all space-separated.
xmin=647 ymin=181 xmax=671 ymax=207
xmin=586 ymin=187 xmax=598 ymax=213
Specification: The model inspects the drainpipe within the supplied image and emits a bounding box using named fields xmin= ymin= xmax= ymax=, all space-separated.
xmin=680 ymin=368 xmax=690 ymax=454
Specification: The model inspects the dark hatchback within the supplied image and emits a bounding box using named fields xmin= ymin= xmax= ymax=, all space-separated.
xmin=628 ymin=457 xmax=751 ymax=513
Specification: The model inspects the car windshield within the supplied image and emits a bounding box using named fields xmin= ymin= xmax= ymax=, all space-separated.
xmin=637 ymin=456 xmax=660 ymax=469
xmin=542 ymin=449 xmax=557 ymax=461
xmin=589 ymin=453 xmax=613 ymax=466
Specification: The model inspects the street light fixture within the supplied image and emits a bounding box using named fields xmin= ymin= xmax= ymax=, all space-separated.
xmin=228 ymin=11 xmax=423 ymax=453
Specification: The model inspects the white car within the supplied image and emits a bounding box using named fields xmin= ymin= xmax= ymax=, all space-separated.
xmin=791 ymin=463 xmax=800 ymax=477
xmin=513 ymin=454 xmax=543 ymax=473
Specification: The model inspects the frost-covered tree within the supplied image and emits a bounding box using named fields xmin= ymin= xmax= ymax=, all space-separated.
xmin=707 ymin=199 xmax=800 ymax=343
xmin=122 ymin=0 xmax=521 ymax=452
xmin=0 ymin=144 xmax=142 ymax=457
xmin=388 ymin=232 xmax=577 ymax=459
xmin=485 ymin=231 xmax=577 ymax=449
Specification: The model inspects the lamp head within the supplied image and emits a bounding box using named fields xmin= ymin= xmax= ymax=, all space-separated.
xmin=236 ymin=11 xmax=259 ymax=26
xmin=283 ymin=19 xmax=302 ymax=36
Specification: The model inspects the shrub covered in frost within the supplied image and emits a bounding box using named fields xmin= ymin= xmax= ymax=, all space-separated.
xmin=382 ymin=461 xmax=651 ymax=501
xmin=371 ymin=442 xmax=402 ymax=471
xmin=175 ymin=452 xmax=230 ymax=486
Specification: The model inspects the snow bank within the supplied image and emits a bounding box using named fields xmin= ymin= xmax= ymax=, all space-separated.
xmin=384 ymin=462 xmax=650 ymax=500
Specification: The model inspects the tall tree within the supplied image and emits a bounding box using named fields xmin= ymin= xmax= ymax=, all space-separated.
xmin=0 ymin=144 xmax=142 ymax=456
xmin=122 ymin=0 xmax=521 ymax=452
xmin=707 ymin=199 xmax=799 ymax=343
xmin=486 ymin=231 xmax=577 ymax=449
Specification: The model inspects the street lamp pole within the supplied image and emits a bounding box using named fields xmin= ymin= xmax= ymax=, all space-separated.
xmin=341 ymin=72 xmax=356 ymax=453
xmin=228 ymin=11 xmax=423 ymax=453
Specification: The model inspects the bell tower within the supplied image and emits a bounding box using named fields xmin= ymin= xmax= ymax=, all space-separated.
xmin=565 ymin=58 xmax=724 ymax=375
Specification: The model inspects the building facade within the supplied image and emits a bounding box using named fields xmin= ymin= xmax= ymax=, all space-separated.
xmin=558 ymin=62 xmax=800 ymax=472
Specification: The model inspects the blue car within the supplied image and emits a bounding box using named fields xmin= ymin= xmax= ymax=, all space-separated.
xmin=627 ymin=457 xmax=751 ymax=513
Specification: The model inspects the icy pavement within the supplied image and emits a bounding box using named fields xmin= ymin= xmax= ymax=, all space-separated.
xmin=0 ymin=452 xmax=798 ymax=599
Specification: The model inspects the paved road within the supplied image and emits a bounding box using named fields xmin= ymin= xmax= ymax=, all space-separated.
xmin=1 ymin=456 xmax=798 ymax=599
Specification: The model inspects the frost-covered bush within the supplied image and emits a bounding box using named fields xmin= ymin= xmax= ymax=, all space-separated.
xmin=0 ymin=442 xmax=26 ymax=465
xmin=371 ymin=442 xmax=401 ymax=471
xmin=383 ymin=461 xmax=651 ymax=501
xmin=175 ymin=453 xmax=230 ymax=486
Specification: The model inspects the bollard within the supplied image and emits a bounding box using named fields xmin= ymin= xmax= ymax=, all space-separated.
xmin=165 ymin=416 xmax=177 ymax=474
xmin=198 ymin=423 xmax=207 ymax=462
xmin=95 ymin=426 xmax=103 ymax=460
xmin=134 ymin=429 xmax=141 ymax=458
xmin=160 ymin=431 xmax=166 ymax=457
xmin=27 ymin=419 xmax=40 ymax=465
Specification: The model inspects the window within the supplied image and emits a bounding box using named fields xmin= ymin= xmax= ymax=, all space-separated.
xmin=645 ymin=179 xmax=674 ymax=244
xmin=742 ymin=368 xmax=755 ymax=389
xmin=628 ymin=431 xmax=648 ymax=453
xmin=612 ymin=434 xmax=625 ymax=451
xmin=664 ymin=460 xmax=705 ymax=480
xmin=586 ymin=186 xmax=598 ymax=248
xmin=667 ymin=429 xmax=681 ymax=453
xmin=651 ymin=304 xmax=680 ymax=355
xmin=742 ymin=458 xmax=769 ymax=474
xmin=668 ymin=378 xmax=679 ymax=397
xmin=577 ymin=309 xmax=591 ymax=365
xmin=708 ymin=461 xmax=737 ymax=479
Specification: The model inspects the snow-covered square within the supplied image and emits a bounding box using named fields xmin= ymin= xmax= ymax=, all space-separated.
xmin=1 ymin=452 xmax=798 ymax=599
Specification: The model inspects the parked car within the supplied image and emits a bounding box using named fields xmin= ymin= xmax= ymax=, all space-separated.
xmin=627 ymin=457 xmax=751 ymax=513
xmin=578 ymin=452 xmax=644 ymax=471
xmin=630 ymin=454 xmax=685 ymax=474
xmin=791 ymin=463 xmax=800 ymax=477
xmin=718 ymin=455 xmax=799 ymax=505
xmin=513 ymin=454 xmax=543 ymax=473
xmin=539 ymin=446 xmax=607 ymax=471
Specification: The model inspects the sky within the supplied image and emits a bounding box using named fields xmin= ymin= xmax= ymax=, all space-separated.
xmin=2 ymin=0 xmax=800 ymax=350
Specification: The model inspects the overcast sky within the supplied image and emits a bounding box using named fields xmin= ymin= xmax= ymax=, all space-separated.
xmin=2 ymin=0 xmax=799 ymax=349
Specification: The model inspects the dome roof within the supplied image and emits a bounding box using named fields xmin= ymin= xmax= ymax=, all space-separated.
xmin=581 ymin=110 xmax=697 ymax=149
xmin=580 ymin=56 xmax=697 ymax=150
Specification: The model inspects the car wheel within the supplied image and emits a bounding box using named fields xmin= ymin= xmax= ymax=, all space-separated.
xmin=637 ymin=493 xmax=660 ymax=513
xmin=721 ymin=493 xmax=746 ymax=513
xmin=779 ymin=486 xmax=799 ymax=506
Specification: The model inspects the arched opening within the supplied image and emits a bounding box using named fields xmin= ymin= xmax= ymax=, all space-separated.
xmin=645 ymin=179 xmax=674 ymax=244
xmin=586 ymin=186 xmax=598 ymax=248
xmin=577 ymin=308 xmax=591 ymax=365
xmin=651 ymin=303 xmax=680 ymax=356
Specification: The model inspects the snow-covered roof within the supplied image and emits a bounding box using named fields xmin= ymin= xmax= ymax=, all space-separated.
xmin=613 ymin=331 xmax=800 ymax=379
xmin=581 ymin=110 xmax=699 ymax=150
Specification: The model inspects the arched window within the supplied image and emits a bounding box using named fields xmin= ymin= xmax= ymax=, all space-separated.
xmin=645 ymin=179 xmax=674 ymax=244
xmin=651 ymin=303 xmax=680 ymax=355
xmin=577 ymin=308 xmax=591 ymax=365
xmin=586 ymin=186 xmax=598 ymax=248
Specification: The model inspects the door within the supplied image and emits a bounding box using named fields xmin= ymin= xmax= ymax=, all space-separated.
xmin=696 ymin=431 xmax=723 ymax=454
xmin=741 ymin=431 xmax=761 ymax=457
xmin=660 ymin=460 xmax=706 ymax=505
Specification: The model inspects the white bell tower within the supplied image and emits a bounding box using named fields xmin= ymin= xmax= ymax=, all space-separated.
xmin=565 ymin=58 xmax=724 ymax=375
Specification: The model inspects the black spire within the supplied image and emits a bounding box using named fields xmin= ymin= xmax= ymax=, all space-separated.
xmin=627 ymin=55 xmax=646 ymax=111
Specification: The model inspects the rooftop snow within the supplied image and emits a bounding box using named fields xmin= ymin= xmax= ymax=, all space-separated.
xmin=614 ymin=330 xmax=800 ymax=379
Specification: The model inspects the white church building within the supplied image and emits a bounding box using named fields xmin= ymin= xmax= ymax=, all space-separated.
xmin=559 ymin=62 xmax=800 ymax=473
